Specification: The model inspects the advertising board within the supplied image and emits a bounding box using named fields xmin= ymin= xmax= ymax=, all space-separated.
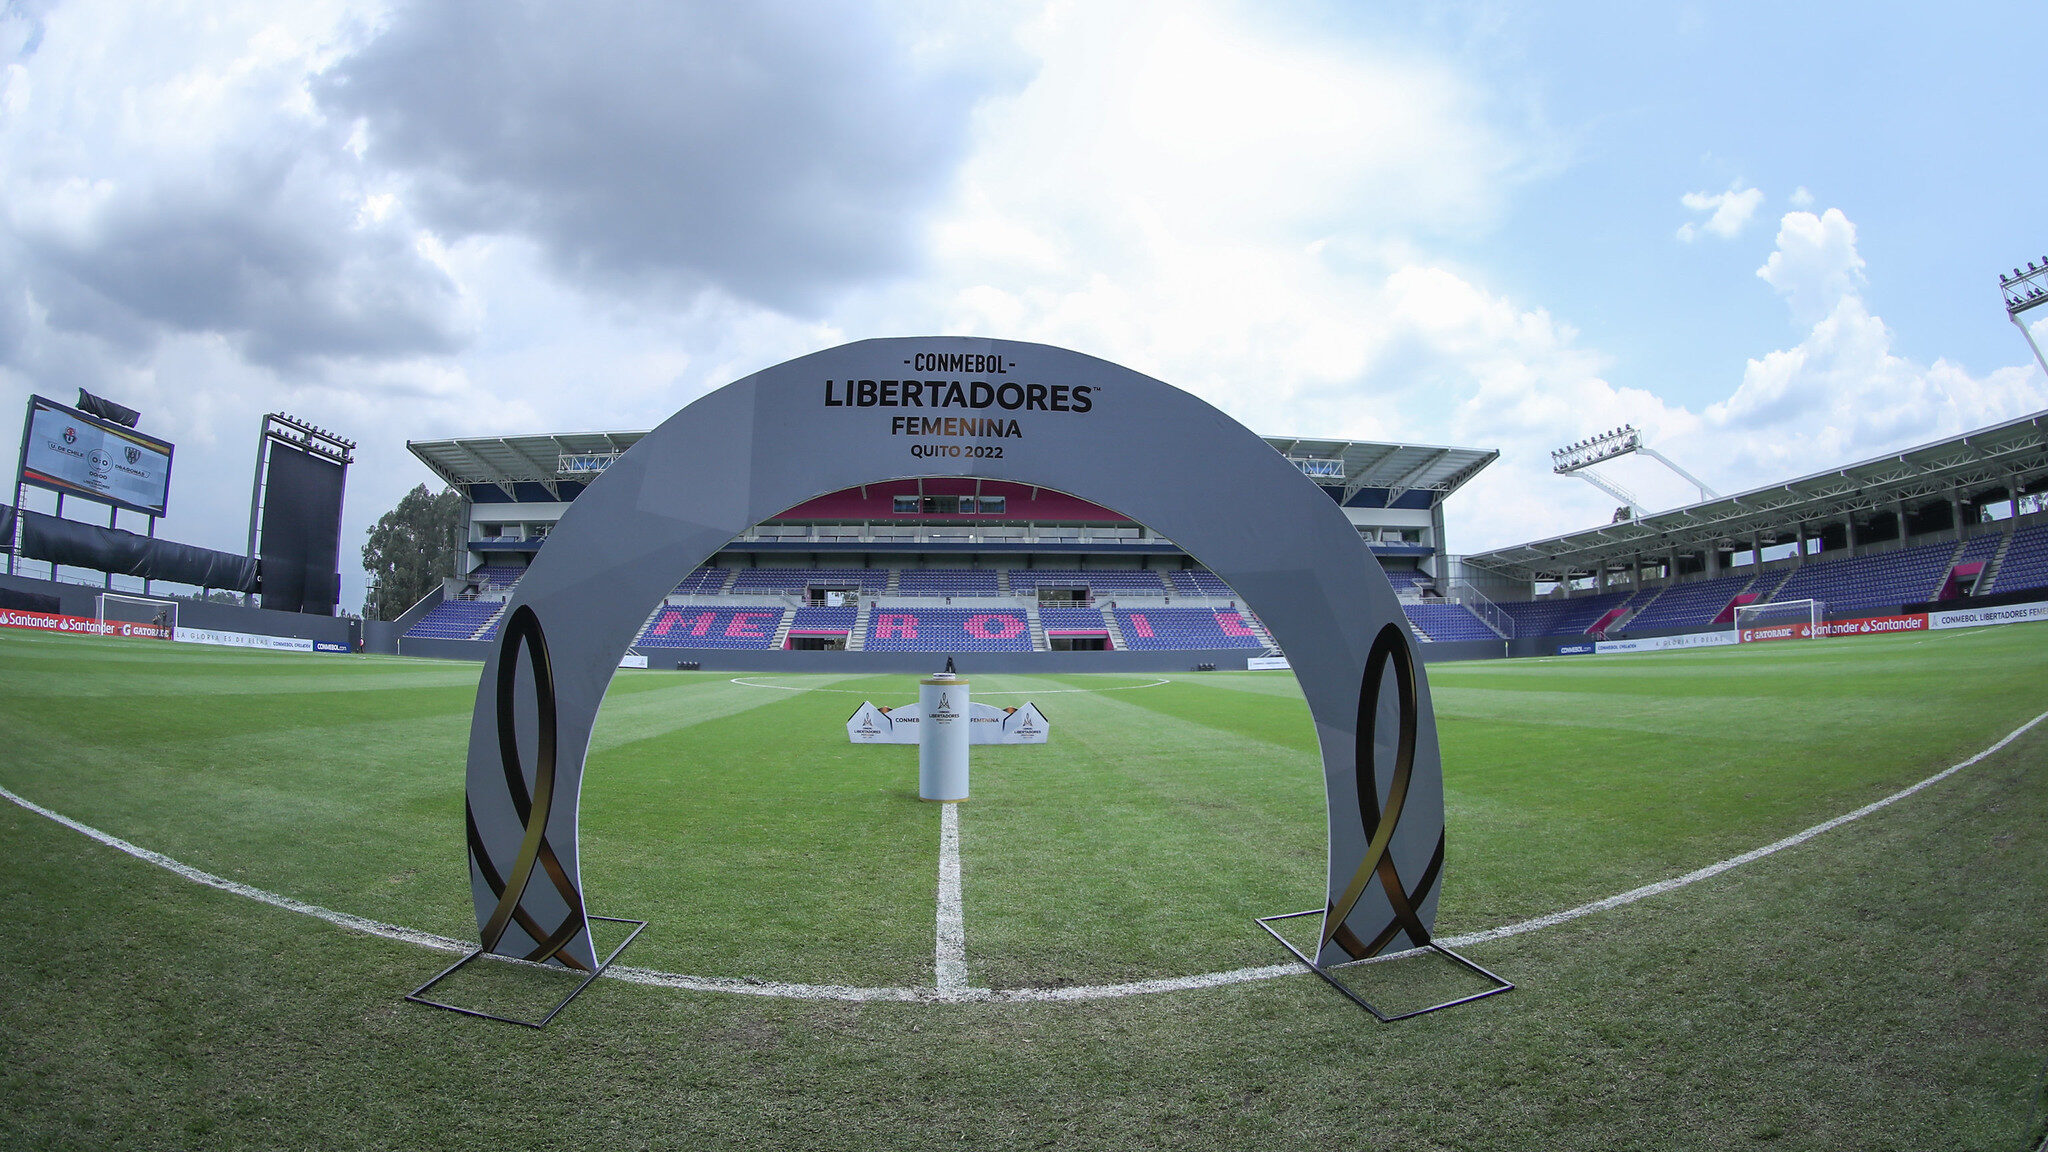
xmin=0 ymin=607 xmax=172 ymax=639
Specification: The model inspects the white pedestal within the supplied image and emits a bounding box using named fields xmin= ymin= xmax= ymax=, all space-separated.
xmin=917 ymin=674 xmax=970 ymax=801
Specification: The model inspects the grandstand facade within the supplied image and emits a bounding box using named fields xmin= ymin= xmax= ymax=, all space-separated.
xmin=392 ymin=408 xmax=2048 ymax=665
xmin=1462 ymin=408 xmax=2048 ymax=649
xmin=398 ymin=431 xmax=1496 ymax=666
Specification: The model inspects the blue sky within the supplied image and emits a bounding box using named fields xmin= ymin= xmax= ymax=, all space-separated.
xmin=0 ymin=0 xmax=2042 ymax=609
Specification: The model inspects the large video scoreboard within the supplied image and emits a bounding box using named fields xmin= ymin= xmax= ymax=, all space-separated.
xmin=16 ymin=395 xmax=175 ymax=516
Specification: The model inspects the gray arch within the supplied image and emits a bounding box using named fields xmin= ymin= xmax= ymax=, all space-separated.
xmin=463 ymin=337 xmax=1444 ymax=973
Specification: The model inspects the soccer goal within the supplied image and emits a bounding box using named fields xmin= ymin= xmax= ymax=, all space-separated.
xmin=1733 ymin=599 xmax=1825 ymax=642
xmin=96 ymin=592 xmax=177 ymax=640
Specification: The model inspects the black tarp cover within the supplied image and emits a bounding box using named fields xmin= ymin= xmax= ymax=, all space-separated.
xmin=18 ymin=510 xmax=257 ymax=590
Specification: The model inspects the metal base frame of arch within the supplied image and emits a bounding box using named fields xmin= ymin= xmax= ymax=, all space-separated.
xmin=404 ymin=915 xmax=648 ymax=1029
xmin=1255 ymin=909 xmax=1514 ymax=1022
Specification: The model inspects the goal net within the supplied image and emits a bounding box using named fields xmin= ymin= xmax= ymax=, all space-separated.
xmin=1733 ymin=599 xmax=1825 ymax=642
xmin=96 ymin=592 xmax=177 ymax=640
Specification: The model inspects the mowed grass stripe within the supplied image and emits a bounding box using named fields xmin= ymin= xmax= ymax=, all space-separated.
xmin=962 ymin=680 xmax=1324 ymax=988
xmin=1429 ymin=626 xmax=2048 ymax=927
xmin=581 ymin=682 xmax=941 ymax=986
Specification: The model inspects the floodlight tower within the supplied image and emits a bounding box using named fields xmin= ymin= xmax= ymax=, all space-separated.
xmin=1550 ymin=425 xmax=1720 ymax=519
xmin=1999 ymin=257 xmax=2048 ymax=379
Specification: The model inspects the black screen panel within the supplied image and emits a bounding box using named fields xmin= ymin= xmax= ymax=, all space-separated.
xmin=258 ymin=442 xmax=346 ymax=615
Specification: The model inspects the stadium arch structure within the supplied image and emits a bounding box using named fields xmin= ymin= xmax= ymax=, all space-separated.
xmin=400 ymin=397 xmax=1499 ymax=667
xmin=447 ymin=336 xmax=1465 ymax=985
xmin=1461 ymin=409 xmax=2048 ymax=650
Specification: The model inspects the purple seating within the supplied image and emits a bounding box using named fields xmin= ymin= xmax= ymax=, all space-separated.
xmin=787 ymin=605 xmax=856 ymax=638
xmin=1769 ymin=541 xmax=1959 ymax=616
xmin=673 ymin=567 xmax=731 ymax=596
xmin=1380 ymin=568 xmax=1429 ymax=593
xmin=1169 ymin=569 xmax=1233 ymax=596
xmin=1112 ymin=607 xmax=1263 ymax=650
xmin=866 ymin=608 xmax=1034 ymax=652
xmin=638 ymin=606 xmax=786 ymax=649
xmin=1955 ymin=532 xmax=2005 ymax=566
xmin=405 ymin=599 xmax=502 ymax=640
xmin=468 ymin=565 xmax=525 ymax=589
xmin=727 ymin=568 xmax=889 ymax=596
xmin=1011 ymin=569 xmax=1166 ymax=596
xmin=1039 ymin=606 xmax=1111 ymax=639
xmin=1402 ymin=602 xmax=1498 ymax=642
xmin=1990 ymin=522 xmax=2048 ymax=596
xmin=897 ymin=569 xmax=1001 ymax=597
xmin=1626 ymin=574 xmax=1756 ymax=631
xmin=1496 ymin=589 xmax=1635 ymax=638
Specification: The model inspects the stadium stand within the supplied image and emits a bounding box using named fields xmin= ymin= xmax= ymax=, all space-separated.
xmin=1495 ymin=589 xmax=1636 ymax=638
xmin=1168 ymin=568 xmax=1233 ymax=597
xmin=1625 ymin=573 xmax=1757 ymax=631
xmin=1389 ymin=570 xmax=1430 ymax=594
xmin=1112 ymin=607 xmax=1264 ymax=650
xmin=1767 ymin=540 xmax=1958 ymax=617
xmin=405 ymin=599 xmax=503 ymax=640
xmin=1039 ymin=606 xmax=1112 ymax=639
xmin=787 ymin=605 xmax=856 ymax=638
xmin=638 ymin=606 xmax=786 ymax=649
xmin=728 ymin=568 xmax=889 ymax=595
xmin=674 ymin=567 xmax=732 ymax=596
xmin=1011 ymin=569 xmax=1167 ymax=596
xmin=1954 ymin=532 xmax=2006 ymax=566
xmin=896 ymin=569 xmax=1001 ymax=597
xmin=1989 ymin=521 xmax=2048 ymax=595
xmin=865 ymin=608 xmax=1035 ymax=652
xmin=1402 ymin=602 xmax=1499 ymax=642
xmin=469 ymin=565 xmax=525 ymax=588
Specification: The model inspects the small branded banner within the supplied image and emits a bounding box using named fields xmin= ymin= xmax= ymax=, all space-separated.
xmin=847 ymin=700 xmax=1050 ymax=744
xmin=1246 ymin=655 xmax=1292 ymax=670
xmin=172 ymin=627 xmax=315 ymax=652
xmin=1928 ymin=600 xmax=2048 ymax=630
xmin=0 ymin=608 xmax=171 ymax=640
xmin=618 ymin=652 xmax=649 ymax=668
xmin=1594 ymin=630 xmax=1738 ymax=655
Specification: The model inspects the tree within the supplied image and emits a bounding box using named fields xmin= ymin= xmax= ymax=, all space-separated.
xmin=361 ymin=484 xmax=466 ymax=619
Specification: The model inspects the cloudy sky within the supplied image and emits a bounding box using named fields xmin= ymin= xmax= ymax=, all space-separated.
xmin=3 ymin=0 xmax=2045 ymax=609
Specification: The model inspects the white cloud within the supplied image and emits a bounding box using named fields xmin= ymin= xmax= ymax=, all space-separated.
xmin=1754 ymin=207 xmax=1864 ymax=323
xmin=1701 ymin=207 xmax=2043 ymax=477
xmin=1676 ymin=181 xmax=1764 ymax=242
xmin=1789 ymin=185 xmax=1814 ymax=208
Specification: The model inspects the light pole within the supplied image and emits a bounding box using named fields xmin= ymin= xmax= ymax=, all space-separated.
xmin=2000 ymin=258 xmax=2048 ymax=380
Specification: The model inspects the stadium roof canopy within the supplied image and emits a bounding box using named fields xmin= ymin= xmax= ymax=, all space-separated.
xmin=1261 ymin=436 xmax=1497 ymax=503
xmin=410 ymin=431 xmax=647 ymax=499
xmin=410 ymin=431 xmax=1498 ymax=504
xmin=1465 ymin=408 xmax=2048 ymax=582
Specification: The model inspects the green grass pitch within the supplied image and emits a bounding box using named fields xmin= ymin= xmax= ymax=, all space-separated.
xmin=2 ymin=624 xmax=2045 ymax=1149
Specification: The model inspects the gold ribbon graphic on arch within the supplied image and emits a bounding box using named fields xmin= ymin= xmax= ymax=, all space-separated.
xmin=1322 ymin=623 xmax=1439 ymax=958
xmin=469 ymin=605 xmax=590 ymax=970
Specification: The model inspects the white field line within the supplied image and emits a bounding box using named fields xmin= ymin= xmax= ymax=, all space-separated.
xmin=729 ymin=677 xmax=1170 ymax=696
xmin=1437 ymin=707 xmax=2048 ymax=950
xmin=935 ymin=802 xmax=968 ymax=997
xmin=6 ymin=707 xmax=2042 ymax=1006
